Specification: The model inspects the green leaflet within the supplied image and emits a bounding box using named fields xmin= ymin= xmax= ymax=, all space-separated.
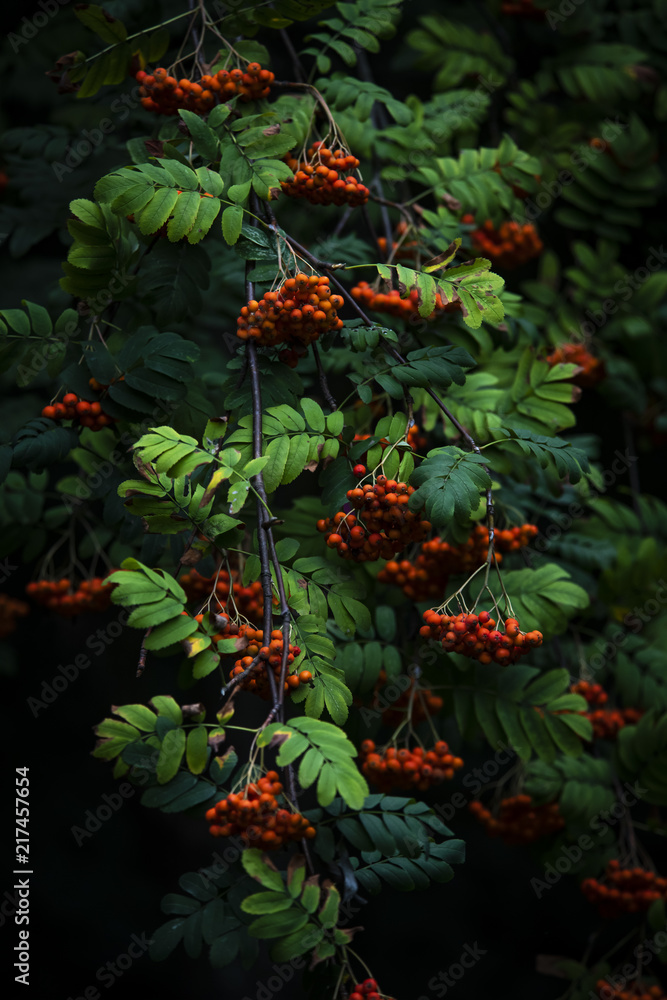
xmin=614 ymin=711 xmax=667 ymax=805
xmin=442 ymin=662 xmax=590 ymax=762
xmin=525 ymin=756 xmax=615 ymax=823
xmin=488 ymin=425 xmax=589 ymax=483
xmin=409 ymin=446 xmax=492 ymax=529
xmin=258 ymin=718 xmax=367 ymax=809
xmin=350 ymin=839 xmax=465 ymax=894
xmin=157 ymin=728 xmax=187 ymax=783
xmin=501 ymin=564 xmax=590 ymax=638
xmin=373 ymin=258 xmax=504 ymax=328
xmin=222 ymin=205 xmax=244 ymax=245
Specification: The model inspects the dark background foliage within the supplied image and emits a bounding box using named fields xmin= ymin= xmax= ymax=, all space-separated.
xmin=1 ymin=1 xmax=665 ymax=998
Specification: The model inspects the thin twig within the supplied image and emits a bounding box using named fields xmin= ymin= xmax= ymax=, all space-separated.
xmin=623 ymin=415 xmax=645 ymax=530
xmin=280 ymin=28 xmax=306 ymax=83
xmin=333 ymin=206 xmax=353 ymax=238
xmin=137 ymin=629 xmax=152 ymax=678
xmin=246 ymin=335 xmax=279 ymax=710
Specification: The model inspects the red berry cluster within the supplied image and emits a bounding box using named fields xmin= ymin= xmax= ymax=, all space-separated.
xmin=228 ymin=629 xmax=308 ymax=699
xmin=351 ymin=280 xmax=459 ymax=320
xmin=421 ymin=609 xmax=543 ymax=664
xmin=595 ymin=980 xmax=665 ymax=1000
xmin=360 ymin=739 xmax=464 ymax=792
xmin=546 ymin=343 xmax=604 ymax=387
xmin=180 ymin=569 xmax=266 ymax=619
xmin=41 ymin=392 xmax=115 ymax=431
xmin=0 ymin=593 xmax=29 ymax=638
xmin=236 ymin=274 xmax=344 ymax=347
xmin=317 ymin=477 xmax=431 ymax=562
xmin=377 ymin=220 xmax=419 ymax=262
xmin=469 ymin=795 xmax=564 ymax=845
xmin=371 ymin=668 xmax=443 ymax=728
xmin=570 ymin=681 xmax=643 ymax=739
xmin=282 ymin=142 xmax=369 ymax=206
xmin=349 ymin=979 xmax=395 ymax=1000
xmin=206 ymin=772 xmax=316 ymax=848
xmin=581 ymin=861 xmax=667 ymax=918
xmin=136 ymin=63 xmax=274 ymax=115
xmin=25 ymin=576 xmax=115 ymax=616
xmin=462 ymin=214 xmax=543 ymax=268
xmin=378 ymin=524 xmax=538 ymax=601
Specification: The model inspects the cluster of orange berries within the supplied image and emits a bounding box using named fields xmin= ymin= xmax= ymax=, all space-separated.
xmin=377 ymin=220 xmax=419 ymax=262
xmin=351 ymin=281 xmax=459 ymax=320
xmin=25 ymin=576 xmax=114 ymax=616
xmin=421 ymin=609 xmax=543 ymax=664
xmin=371 ymin=668 xmax=443 ymax=727
xmin=378 ymin=524 xmax=538 ymax=601
xmin=199 ymin=610 xmax=259 ymax=647
xmin=360 ymin=739 xmax=464 ymax=792
xmin=317 ymin=477 xmax=431 ymax=562
xmin=180 ymin=569 xmax=265 ymax=619
xmin=135 ymin=63 xmax=274 ymax=115
xmin=190 ymin=611 xmax=307 ymax=695
xmin=349 ymin=979 xmax=394 ymax=1000
xmin=0 ymin=593 xmax=29 ymax=638
xmin=462 ymin=214 xmax=543 ymax=268
xmin=281 ymin=142 xmax=369 ymax=207
xmin=581 ymin=861 xmax=667 ymax=918
xmin=595 ymin=981 xmax=665 ymax=1000
xmin=206 ymin=772 xmax=316 ymax=848
xmin=546 ymin=342 xmax=604 ymax=387
xmin=570 ymin=681 xmax=642 ymax=739
xmin=228 ymin=629 xmax=308 ymax=699
xmin=469 ymin=795 xmax=564 ymax=846
xmin=236 ymin=274 xmax=344 ymax=347
xmin=41 ymin=392 xmax=115 ymax=431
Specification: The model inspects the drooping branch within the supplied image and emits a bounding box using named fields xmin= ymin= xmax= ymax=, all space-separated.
xmin=245 ymin=334 xmax=279 ymax=710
